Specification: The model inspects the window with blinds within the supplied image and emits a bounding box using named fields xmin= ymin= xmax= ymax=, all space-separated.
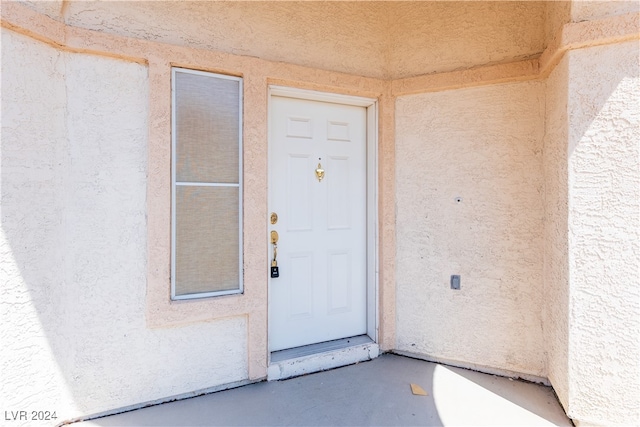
xmin=171 ymin=68 xmax=243 ymax=299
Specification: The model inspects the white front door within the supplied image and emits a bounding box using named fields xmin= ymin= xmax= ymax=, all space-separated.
xmin=269 ymin=95 xmax=368 ymax=352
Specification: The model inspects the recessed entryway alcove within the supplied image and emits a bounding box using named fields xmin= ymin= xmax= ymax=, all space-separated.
xmin=3 ymin=2 xmax=638 ymax=425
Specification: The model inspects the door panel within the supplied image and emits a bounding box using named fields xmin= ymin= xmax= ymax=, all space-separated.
xmin=269 ymin=96 xmax=367 ymax=352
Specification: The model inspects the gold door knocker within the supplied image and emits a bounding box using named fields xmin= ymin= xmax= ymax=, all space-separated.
xmin=315 ymin=162 xmax=325 ymax=182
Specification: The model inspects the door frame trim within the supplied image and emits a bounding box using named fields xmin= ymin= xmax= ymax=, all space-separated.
xmin=267 ymin=85 xmax=379 ymax=359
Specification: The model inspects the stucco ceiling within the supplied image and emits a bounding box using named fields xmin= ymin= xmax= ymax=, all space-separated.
xmin=20 ymin=1 xmax=547 ymax=79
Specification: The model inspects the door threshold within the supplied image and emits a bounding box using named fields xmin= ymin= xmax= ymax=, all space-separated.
xmin=268 ymin=335 xmax=379 ymax=381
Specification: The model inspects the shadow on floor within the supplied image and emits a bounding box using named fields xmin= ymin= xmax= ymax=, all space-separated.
xmin=80 ymin=354 xmax=570 ymax=426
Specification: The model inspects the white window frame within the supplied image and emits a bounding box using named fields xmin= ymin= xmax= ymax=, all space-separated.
xmin=170 ymin=67 xmax=243 ymax=300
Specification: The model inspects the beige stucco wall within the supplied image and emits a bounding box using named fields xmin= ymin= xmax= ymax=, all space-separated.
xmin=1 ymin=29 xmax=248 ymax=422
xmin=571 ymin=0 xmax=640 ymax=22
xmin=1 ymin=22 xmax=73 ymax=420
xmin=542 ymin=14 xmax=640 ymax=422
xmin=2 ymin=1 xmax=638 ymax=425
xmin=63 ymin=1 xmax=389 ymax=78
xmin=543 ymin=0 xmax=639 ymax=47
xmin=565 ymin=40 xmax=640 ymax=426
xmin=387 ymin=1 xmax=545 ymax=78
xmin=19 ymin=1 xmax=547 ymax=80
xmin=545 ymin=1 xmax=571 ymax=44
xmin=394 ymin=81 xmax=546 ymax=379
xmin=13 ymin=0 xmax=64 ymax=21
xmin=1 ymin=4 xmax=395 ymax=421
xmin=542 ymin=53 xmax=571 ymax=411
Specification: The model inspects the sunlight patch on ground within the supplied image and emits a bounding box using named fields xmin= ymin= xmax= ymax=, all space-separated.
xmin=433 ymin=364 xmax=561 ymax=426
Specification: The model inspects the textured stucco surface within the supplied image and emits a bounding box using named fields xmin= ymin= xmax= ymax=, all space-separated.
xmin=395 ymin=82 xmax=546 ymax=378
xmin=565 ymin=40 xmax=640 ymax=426
xmin=14 ymin=0 xmax=64 ymax=21
xmin=60 ymin=1 xmax=546 ymax=79
xmin=387 ymin=1 xmax=545 ymax=78
xmin=1 ymin=20 xmax=72 ymax=420
xmin=63 ymin=1 xmax=388 ymax=78
xmin=1 ymin=29 xmax=248 ymax=422
xmin=2 ymin=2 xmax=639 ymax=425
xmin=570 ymin=0 xmax=640 ymax=23
xmin=542 ymin=54 xmax=571 ymax=412
xmin=542 ymin=38 xmax=640 ymax=426
xmin=545 ymin=1 xmax=571 ymax=44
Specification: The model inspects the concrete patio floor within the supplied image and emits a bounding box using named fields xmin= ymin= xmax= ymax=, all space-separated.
xmin=78 ymin=354 xmax=572 ymax=426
